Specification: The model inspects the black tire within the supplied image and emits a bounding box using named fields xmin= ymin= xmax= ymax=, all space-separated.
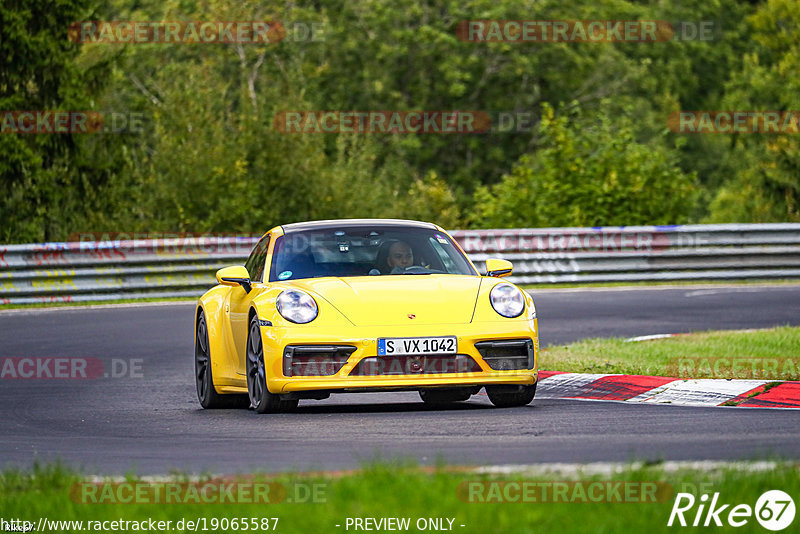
xmin=419 ymin=388 xmax=473 ymax=406
xmin=195 ymin=312 xmax=249 ymax=409
xmin=246 ymin=316 xmax=299 ymax=414
xmin=486 ymin=383 xmax=537 ymax=408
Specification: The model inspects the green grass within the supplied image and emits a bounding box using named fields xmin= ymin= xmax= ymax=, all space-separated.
xmin=540 ymin=326 xmax=800 ymax=379
xmin=1 ymin=461 xmax=798 ymax=533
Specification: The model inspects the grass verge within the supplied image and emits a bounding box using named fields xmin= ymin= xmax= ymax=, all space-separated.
xmin=1 ymin=461 xmax=797 ymax=533
xmin=539 ymin=326 xmax=800 ymax=380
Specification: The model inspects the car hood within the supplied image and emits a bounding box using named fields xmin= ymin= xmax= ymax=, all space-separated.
xmin=289 ymin=275 xmax=483 ymax=326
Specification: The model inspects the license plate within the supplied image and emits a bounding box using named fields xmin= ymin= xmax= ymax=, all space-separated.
xmin=377 ymin=336 xmax=456 ymax=356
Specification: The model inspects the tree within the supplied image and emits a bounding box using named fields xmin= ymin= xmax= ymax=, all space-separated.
xmin=0 ymin=0 xmax=111 ymax=242
xmin=706 ymin=0 xmax=800 ymax=222
xmin=472 ymin=103 xmax=697 ymax=228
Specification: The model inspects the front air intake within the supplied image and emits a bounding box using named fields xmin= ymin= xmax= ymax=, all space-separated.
xmin=283 ymin=345 xmax=356 ymax=377
xmin=474 ymin=339 xmax=534 ymax=370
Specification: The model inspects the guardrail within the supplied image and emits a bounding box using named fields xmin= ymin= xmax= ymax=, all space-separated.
xmin=1 ymin=223 xmax=799 ymax=305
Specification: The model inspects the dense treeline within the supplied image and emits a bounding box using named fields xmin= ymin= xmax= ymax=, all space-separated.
xmin=1 ymin=0 xmax=798 ymax=243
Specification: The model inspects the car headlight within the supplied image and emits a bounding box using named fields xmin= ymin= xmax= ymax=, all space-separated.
xmin=276 ymin=290 xmax=318 ymax=324
xmin=489 ymin=283 xmax=525 ymax=318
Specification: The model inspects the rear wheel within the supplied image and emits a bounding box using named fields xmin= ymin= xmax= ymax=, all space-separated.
xmin=486 ymin=383 xmax=537 ymax=408
xmin=195 ymin=312 xmax=248 ymax=409
xmin=246 ymin=316 xmax=298 ymax=414
xmin=419 ymin=388 xmax=474 ymax=406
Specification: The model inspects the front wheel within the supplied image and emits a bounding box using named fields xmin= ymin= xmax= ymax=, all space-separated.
xmin=486 ymin=383 xmax=536 ymax=408
xmin=246 ymin=316 xmax=298 ymax=414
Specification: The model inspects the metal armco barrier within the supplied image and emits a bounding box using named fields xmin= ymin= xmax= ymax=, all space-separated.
xmin=458 ymin=223 xmax=800 ymax=284
xmin=1 ymin=223 xmax=799 ymax=305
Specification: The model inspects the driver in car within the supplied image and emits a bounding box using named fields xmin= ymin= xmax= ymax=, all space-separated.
xmin=386 ymin=240 xmax=414 ymax=273
xmin=375 ymin=239 xmax=434 ymax=274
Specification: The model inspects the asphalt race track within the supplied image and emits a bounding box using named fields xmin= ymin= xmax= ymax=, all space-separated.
xmin=534 ymin=284 xmax=800 ymax=345
xmin=1 ymin=285 xmax=799 ymax=474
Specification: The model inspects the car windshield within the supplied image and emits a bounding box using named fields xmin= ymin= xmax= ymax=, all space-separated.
xmin=268 ymin=225 xmax=477 ymax=282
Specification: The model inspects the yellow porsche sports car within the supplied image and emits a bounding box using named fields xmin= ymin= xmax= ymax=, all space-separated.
xmin=195 ymin=219 xmax=539 ymax=413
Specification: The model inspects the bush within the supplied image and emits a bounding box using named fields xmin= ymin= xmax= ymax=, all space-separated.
xmin=472 ymin=103 xmax=697 ymax=228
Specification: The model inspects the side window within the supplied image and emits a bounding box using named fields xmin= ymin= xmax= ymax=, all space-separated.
xmin=428 ymin=237 xmax=456 ymax=272
xmin=244 ymin=235 xmax=270 ymax=282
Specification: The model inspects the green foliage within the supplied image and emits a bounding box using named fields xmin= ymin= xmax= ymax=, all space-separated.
xmin=3 ymin=460 xmax=800 ymax=534
xmin=704 ymin=0 xmax=800 ymax=222
xmin=472 ymin=103 xmax=696 ymax=228
xmin=400 ymin=171 xmax=463 ymax=229
xmin=0 ymin=0 xmax=107 ymax=242
xmin=1 ymin=0 xmax=796 ymax=243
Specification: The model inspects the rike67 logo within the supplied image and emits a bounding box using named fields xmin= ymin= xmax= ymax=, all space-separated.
xmin=668 ymin=490 xmax=795 ymax=531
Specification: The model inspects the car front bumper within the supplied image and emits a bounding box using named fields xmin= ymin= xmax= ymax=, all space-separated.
xmin=258 ymin=318 xmax=539 ymax=394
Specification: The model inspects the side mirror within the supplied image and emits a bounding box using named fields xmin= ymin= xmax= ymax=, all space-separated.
xmin=216 ymin=265 xmax=252 ymax=293
xmin=485 ymin=258 xmax=513 ymax=278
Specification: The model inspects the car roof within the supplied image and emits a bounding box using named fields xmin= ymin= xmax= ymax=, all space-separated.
xmin=280 ymin=219 xmax=439 ymax=233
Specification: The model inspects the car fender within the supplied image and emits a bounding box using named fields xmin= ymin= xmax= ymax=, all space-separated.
xmin=248 ymin=285 xmax=356 ymax=386
xmin=197 ymin=285 xmax=238 ymax=389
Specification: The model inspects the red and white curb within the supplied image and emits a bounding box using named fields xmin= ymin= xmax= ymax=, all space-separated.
xmin=537 ymin=371 xmax=800 ymax=408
